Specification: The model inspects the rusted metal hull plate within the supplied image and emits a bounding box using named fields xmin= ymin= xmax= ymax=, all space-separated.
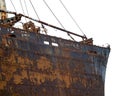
xmin=0 ymin=25 xmax=110 ymax=96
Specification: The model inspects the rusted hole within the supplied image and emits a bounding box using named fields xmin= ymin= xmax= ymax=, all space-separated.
xmin=88 ymin=50 xmax=97 ymax=54
xmin=52 ymin=42 xmax=58 ymax=47
xmin=44 ymin=41 xmax=49 ymax=45
xmin=8 ymin=34 xmax=16 ymax=38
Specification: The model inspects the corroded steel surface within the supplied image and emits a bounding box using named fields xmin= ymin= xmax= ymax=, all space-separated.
xmin=0 ymin=25 xmax=110 ymax=96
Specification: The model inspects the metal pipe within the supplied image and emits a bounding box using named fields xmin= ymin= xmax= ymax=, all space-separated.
xmin=0 ymin=0 xmax=7 ymax=19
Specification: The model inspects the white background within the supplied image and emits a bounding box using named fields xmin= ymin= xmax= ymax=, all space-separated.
xmin=5 ymin=0 xmax=120 ymax=96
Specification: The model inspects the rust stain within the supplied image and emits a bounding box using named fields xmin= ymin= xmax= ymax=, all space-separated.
xmin=13 ymin=70 xmax=28 ymax=84
xmin=37 ymin=57 xmax=52 ymax=70
xmin=0 ymin=49 xmax=72 ymax=88
xmin=0 ymin=81 xmax=6 ymax=90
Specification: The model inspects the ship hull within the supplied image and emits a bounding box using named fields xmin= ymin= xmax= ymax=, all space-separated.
xmin=0 ymin=25 xmax=110 ymax=96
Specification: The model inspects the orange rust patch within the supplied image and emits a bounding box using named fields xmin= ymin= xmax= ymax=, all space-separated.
xmin=37 ymin=56 xmax=52 ymax=70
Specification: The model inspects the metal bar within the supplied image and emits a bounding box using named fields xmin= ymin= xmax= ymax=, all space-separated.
xmin=22 ymin=15 xmax=87 ymax=40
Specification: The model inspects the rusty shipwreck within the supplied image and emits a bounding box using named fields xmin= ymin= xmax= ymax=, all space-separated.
xmin=0 ymin=0 xmax=110 ymax=96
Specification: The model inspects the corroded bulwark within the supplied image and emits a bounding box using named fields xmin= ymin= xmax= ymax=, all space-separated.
xmin=0 ymin=25 xmax=110 ymax=96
